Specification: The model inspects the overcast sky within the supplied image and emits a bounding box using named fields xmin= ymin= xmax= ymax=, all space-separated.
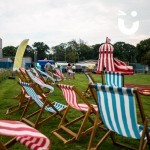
xmin=0 ymin=0 xmax=150 ymax=48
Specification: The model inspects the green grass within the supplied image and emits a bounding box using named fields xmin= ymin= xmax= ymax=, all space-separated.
xmin=0 ymin=73 xmax=150 ymax=150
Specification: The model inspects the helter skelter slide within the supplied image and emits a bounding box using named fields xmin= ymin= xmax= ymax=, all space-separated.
xmin=96 ymin=37 xmax=134 ymax=75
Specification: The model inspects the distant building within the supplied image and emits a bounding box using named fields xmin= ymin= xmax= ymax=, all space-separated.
xmin=0 ymin=38 xmax=2 ymax=58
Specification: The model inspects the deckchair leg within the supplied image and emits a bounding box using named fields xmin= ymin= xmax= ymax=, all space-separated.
xmin=0 ymin=141 xmax=7 ymax=150
xmin=58 ymin=105 xmax=70 ymax=128
xmin=110 ymin=133 xmax=137 ymax=150
xmin=34 ymin=101 xmax=48 ymax=128
xmin=87 ymin=113 xmax=99 ymax=150
xmin=4 ymin=137 xmax=17 ymax=148
xmin=77 ymin=108 xmax=92 ymax=140
xmin=20 ymin=99 xmax=32 ymax=119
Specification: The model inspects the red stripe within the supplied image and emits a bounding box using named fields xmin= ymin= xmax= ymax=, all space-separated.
xmin=0 ymin=120 xmax=50 ymax=150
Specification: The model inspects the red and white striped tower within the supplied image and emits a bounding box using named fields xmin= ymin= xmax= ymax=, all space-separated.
xmin=96 ymin=37 xmax=115 ymax=73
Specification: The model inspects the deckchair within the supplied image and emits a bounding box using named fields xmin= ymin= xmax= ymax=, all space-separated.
xmin=6 ymin=85 xmax=30 ymax=115
xmin=52 ymin=84 xmax=100 ymax=144
xmin=45 ymin=70 xmax=62 ymax=82
xmin=18 ymin=81 xmax=66 ymax=128
xmin=54 ymin=68 xmax=64 ymax=80
xmin=0 ymin=120 xmax=50 ymax=150
xmin=33 ymin=67 xmax=56 ymax=84
xmin=6 ymin=69 xmax=54 ymax=114
xmin=83 ymin=72 xmax=96 ymax=97
xmin=101 ymin=71 xmax=124 ymax=87
xmin=26 ymin=69 xmax=54 ymax=94
xmin=88 ymin=84 xmax=150 ymax=150
xmin=6 ymin=70 xmax=31 ymax=114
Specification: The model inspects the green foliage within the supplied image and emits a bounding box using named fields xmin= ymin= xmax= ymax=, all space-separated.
xmin=91 ymin=44 xmax=102 ymax=59
xmin=113 ymin=42 xmax=136 ymax=63
xmin=2 ymin=46 xmax=17 ymax=57
xmin=32 ymin=42 xmax=50 ymax=60
xmin=23 ymin=45 xmax=34 ymax=61
xmin=141 ymin=51 xmax=150 ymax=66
xmin=2 ymin=38 xmax=150 ymax=65
xmin=136 ymin=38 xmax=150 ymax=66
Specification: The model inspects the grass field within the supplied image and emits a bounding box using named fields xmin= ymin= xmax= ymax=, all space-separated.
xmin=0 ymin=73 xmax=150 ymax=150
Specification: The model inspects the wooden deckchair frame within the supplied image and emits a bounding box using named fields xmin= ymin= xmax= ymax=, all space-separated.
xmin=6 ymin=70 xmax=30 ymax=114
xmin=83 ymin=72 xmax=96 ymax=97
xmin=52 ymin=84 xmax=101 ymax=144
xmin=19 ymin=82 xmax=66 ymax=128
xmin=88 ymin=84 xmax=150 ymax=150
xmin=33 ymin=67 xmax=55 ymax=85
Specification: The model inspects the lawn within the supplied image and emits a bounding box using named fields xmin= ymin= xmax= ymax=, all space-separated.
xmin=0 ymin=73 xmax=150 ymax=150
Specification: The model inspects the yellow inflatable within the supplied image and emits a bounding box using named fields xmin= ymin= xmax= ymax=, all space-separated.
xmin=13 ymin=39 xmax=29 ymax=71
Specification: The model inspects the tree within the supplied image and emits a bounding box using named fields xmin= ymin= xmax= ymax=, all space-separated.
xmin=2 ymin=46 xmax=17 ymax=57
xmin=91 ymin=44 xmax=102 ymax=60
xmin=32 ymin=42 xmax=50 ymax=60
xmin=141 ymin=51 xmax=150 ymax=66
xmin=136 ymin=38 xmax=150 ymax=66
xmin=113 ymin=42 xmax=136 ymax=63
xmin=24 ymin=45 xmax=34 ymax=60
xmin=51 ymin=43 xmax=67 ymax=61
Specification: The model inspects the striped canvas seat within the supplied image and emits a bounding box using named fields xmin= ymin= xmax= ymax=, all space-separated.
xmin=54 ymin=68 xmax=64 ymax=80
xmin=0 ymin=120 xmax=50 ymax=150
xmin=7 ymin=68 xmax=54 ymax=115
xmin=59 ymin=84 xmax=98 ymax=111
xmin=33 ymin=68 xmax=56 ymax=84
xmin=88 ymin=84 xmax=150 ymax=150
xmin=103 ymin=71 xmax=124 ymax=87
xmin=84 ymin=72 xmax=95 ymax=84
xmin=26 ymin=70 xmax=54 ymax=94
xmin=52 ymin=84 xmax=99 ymax=144
xmin=83 ymin=72 xmax=97 ymax=98
xmin=19 ymin=81 xmax=66 ymax=128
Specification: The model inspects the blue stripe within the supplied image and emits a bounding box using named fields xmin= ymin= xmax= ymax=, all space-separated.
xmin=116 ymin=73 xmax=119 ymax=87
xmin=126 ymin=88 xmax=140 ymax=138
xmin=21 ymin=83 xmax=66 ymax=113
xmin=118 ymin=87 xmax=131 ymax=137
xmin=94 ymin=83 xmax=142 ymax=139
xmin=109 ymin=86 xmax=123 ymax=135
xmin=101 ymin=85 xmax=115 ymax=131
xmin=105 ymin=71 xmax=123 ymax=87
xmin=94 ymin=84 xmax=108 ymax=129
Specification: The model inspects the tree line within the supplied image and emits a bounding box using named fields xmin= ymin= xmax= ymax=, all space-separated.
xmin=2 ymin=38 xmax=150 ymax=66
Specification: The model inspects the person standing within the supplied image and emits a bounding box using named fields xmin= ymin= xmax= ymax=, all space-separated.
xmin=66 ymin=63 xmax=75 ymax=79
xmin=44 ymin=61 xmax=53 ymax=72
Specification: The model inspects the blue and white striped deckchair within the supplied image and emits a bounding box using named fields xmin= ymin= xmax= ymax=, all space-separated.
xmin=34 ymin=68 xmax=56 ymax=84
xmin=18 ymin=81 xmax=66 ymax=128
xmin=103 ymin=71 xmax=124 ymax=87
xmin=26 ymin=69 xmax=54 ymax=94
xmin=84 ymin=72 xmax=95 ymax=84
xmin=88 ymin=84 xmax=150 ymax=150
xmin=83 ymin=72 xmax=96 ymax=97
xmin=30 ymin=67 xmax=39 ymax=77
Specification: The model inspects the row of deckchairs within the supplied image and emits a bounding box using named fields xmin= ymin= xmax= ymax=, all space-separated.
xmin=1 ymin=69 xmax=150 ymax=149
xmin=52 ymin=71 xmax=150 ymax=149
xmin=3 ymin=67 xmax=100 ymax=149
xmin=83 ymin=71 xmax=150 ymax=149
xmin=1 ymin=68 xmax=66 ymax=149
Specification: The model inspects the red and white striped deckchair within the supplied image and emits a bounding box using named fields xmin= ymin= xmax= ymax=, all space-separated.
xmin=0 ymin=120 xmax=50 ymax=150
xmin=54 ymin=68 xmax=64 ymax=80
xmin=52 ymin=84 xmax=100 ymax=144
